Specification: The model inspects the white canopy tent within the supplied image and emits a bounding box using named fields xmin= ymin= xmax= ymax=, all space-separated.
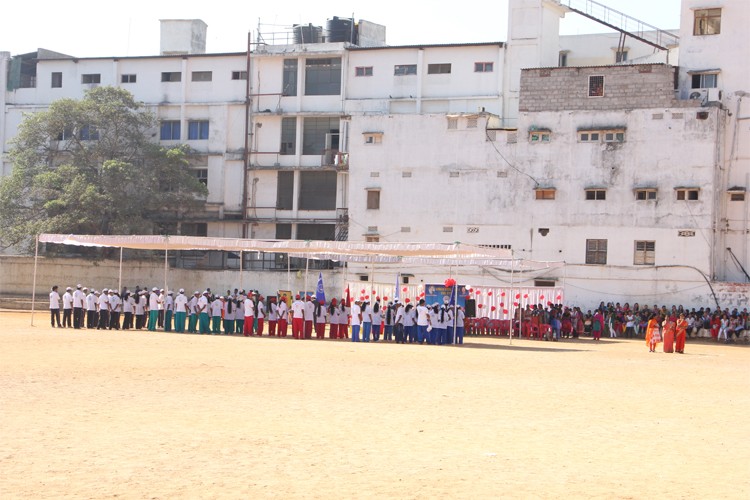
xmin=33 ymin=233 xmax=565 ymax=343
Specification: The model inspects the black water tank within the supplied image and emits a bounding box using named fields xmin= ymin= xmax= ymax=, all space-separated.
xmin=326 ymin=16 xmax=357 ymax=43
xmin=293 ymin=24 xmax=322 ymax=44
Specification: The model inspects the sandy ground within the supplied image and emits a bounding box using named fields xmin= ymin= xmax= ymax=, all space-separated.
xmin=1 ymin=310 xmax=749 ymax=499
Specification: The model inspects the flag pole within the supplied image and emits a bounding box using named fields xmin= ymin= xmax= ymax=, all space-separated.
xmin=31 ymin=234 xmax=39 ymax=327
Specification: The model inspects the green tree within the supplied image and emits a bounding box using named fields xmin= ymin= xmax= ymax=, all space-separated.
xmin=0 ymin=86 xmax=208 ymax=250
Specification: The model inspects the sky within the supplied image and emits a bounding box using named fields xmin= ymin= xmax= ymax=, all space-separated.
xmin=1 ymin=0 xmax=682 ymax=58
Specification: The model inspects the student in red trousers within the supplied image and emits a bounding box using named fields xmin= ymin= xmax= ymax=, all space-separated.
xmin=314 ymin=300 xmax=327 ymax=339
xmin=328 ymin=298 xmax=339 ymax=339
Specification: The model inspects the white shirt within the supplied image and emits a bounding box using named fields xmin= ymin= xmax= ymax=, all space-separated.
xmin=97 ymin=294 xmax=109 ymax=312
xmin=304 ymin=300 xmax=314 ymax=321
xmin=149 ymin=292 xmax=159 ymax=310
xmin=188 ymin=296 xmax=198 ymax=314
xmin=256 ymin=300 xmax=265 ymax=319
xmin=211 ymin=299 xmax=223 ymax=316
xmin=416 ymin=305 xmax=430 ymax=326
xmin=337 ymin=306 xmax=349 ymax=325
xmin=371 ymin=304 xmax=382 ymax=326
xmin=455 ymin=308 xmax=465 ymax=327
xmin=315 ymin=304 xmax=327 ymax=323
xmin=174 ymin=293 xmax=188 ymax=312
xmin=158 ymin=293 xmax=165 ymax=311
xmin=244 ymin=298 xmax=255 ymax=317
xmin=135 ymin=295 xmax=145 ymax=315
xmin=291 ymin=300 xmax=305 ymax=319
xmin=109 ymin=295 xmax=121 ymax=312
xmin=277 ymin=301 xmax=288 ymax=321
xmin=86 ymin=293 xmax=97 ymax=311
xmin=234 ymin=299 xmax=245 ymax=320
xmin=73 ymin=289 xmax=85 ymax=308
xmin=62 ymin=291 xmax=73 ymax=309
xmin=268 ymin=302 xmax=278 ymax=321
xmin=49 ymin=291 xmax=60 ymax=309
xmin=330 ymin=306 xmax=340 ymax=324
xmin=362 ymin=304 xmax=373 ymax=324
xmin=350 ymin=303 xmax=362 ymax=326
xmin=395 ymin=306 xmax=404 ymax=325
xmin=165 ymin=295 xmax=174 ymax=312
xmin=403 ymin=308 xmax=415 ymax=327
xmin=123 ymin=296 xmax=133 ymax=314
xmin=197 ymin=295 xmax=209 ymax=314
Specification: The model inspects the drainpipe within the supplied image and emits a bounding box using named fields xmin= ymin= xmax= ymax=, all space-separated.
xmin=242 ymin=31 xmax=252 ymax=239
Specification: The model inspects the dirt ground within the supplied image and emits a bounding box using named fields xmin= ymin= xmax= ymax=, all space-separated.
xmin=1 ymin=310 xmax=748 ymax=499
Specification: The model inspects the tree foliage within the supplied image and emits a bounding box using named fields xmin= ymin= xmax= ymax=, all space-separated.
xmin=0 ymin=86 xmax=208 ymax=250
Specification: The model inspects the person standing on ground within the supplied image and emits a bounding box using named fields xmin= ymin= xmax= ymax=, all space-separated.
xmin=394 ymin=302 xmax=405 ymax=344
xmin=416 ymin=299 xmax=431 ymax=344
xmin=197 ymin=291 xmax=210 ymax=334
xmin=314 ymin=299 xmax=327 ymax=339
xmin=267 ymin=296 xmax=278 ymax=336
xmin=222 ymin=293 xmax=234 ymax=335
xmin=337 ymin=298 xmax=350 ymax=339
xmin=164 ymin=291 xmax=174 ymax=332
xmin=304 ymin=295 xmax=315 ymax=339
xmin=72 ymin=284 xmax=85 ymax=329
xmin=211 ymin=295 xmax=223 ymax=334
xmin=328 ymin=299 xmax=339 ymax=339
xmin=62 ymin=286 xmax=74 ymax=328
xmin=646 ymin=314 xmax=661 ymax=352
xmin=675 ymin=313 xmax=687 ymax=354
xmin=591 ymin=309 xmax=604 ymax=341
xmin=85 ymin=288 xmax=98 ymax=328
xmin=108 ymin=290 xmax=121 ymax=330
xmin=454 ymin=305 xmax=465 ymax=344
xmin=291 ymin=294 xmax=305 ymax=339
xmin=277 ymin=295 xmax=289 ymax=337
xmin=49 ymin=285 xmax=62 ymax=328
xmin=371 ymin=299 xmax=382 ymax=341
xmin=243 ymin=293 xmax=255 ymax=337
xmin=97 ymin=288 xmax=110 ymax=330
xmin=361 ymin=300 xmax=373 ymax=342
xmin=122 ymin=291 xmax=133 ymax=329
xmin=174 ymin=289 xmax=188 ymax=333
xmin=256 ymin=294 xmax=266 ymax=336
xmin=147 ymin=288 xmax=160 ymax=331
xmin=234 ymin=291 xmax=245 ymax=334
xmin=157 ymin=289 xmax=165 ymax=328
xmin=662 ymin=315 xmax=676 ymax=353
xmin=350 ymin=299 xmax=362 ymax=342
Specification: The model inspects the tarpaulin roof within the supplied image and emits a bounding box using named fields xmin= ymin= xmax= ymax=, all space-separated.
xmin=38 ymin=233 xmax=564 ymax=270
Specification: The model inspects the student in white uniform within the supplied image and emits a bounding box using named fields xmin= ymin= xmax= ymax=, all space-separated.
xmin=49 ymin=285 xmax=62 ymax=328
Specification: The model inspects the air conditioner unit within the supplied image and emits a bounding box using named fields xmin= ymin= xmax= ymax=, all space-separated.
xmin=689 ymin=89 xmax=708 ymax=103
xmin=706 ymin=88 xmax=722 ymax=102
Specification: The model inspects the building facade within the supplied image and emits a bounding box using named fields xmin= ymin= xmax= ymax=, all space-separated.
xmin=1 ymin=0 xmax=748 ymax=308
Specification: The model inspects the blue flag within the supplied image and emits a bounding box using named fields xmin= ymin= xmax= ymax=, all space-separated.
xmin=449 ymin=284 xmax=456 ymax=307
xmin=315 ymin=272 xmax=326 ymax=303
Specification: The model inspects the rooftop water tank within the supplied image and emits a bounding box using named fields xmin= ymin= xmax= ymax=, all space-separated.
xmin=326 ymin=16 xmax=357 ymax=44
xmin=293 ymin=24 xmax=323 ymax=44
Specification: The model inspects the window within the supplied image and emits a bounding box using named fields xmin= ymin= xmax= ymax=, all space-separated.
xmin=588 ymin=75 xmax=604 ymax=97
xmin=585 ymin=189 xmax=606 ymax=201
xmin=676 ymin=188 xmax=700 ymax=201
xmin=51 ymin=72 xmax=62 ymax=88
xmin=558 ymin=52 xmax=568 ymax=67
xmin=56 ymin=127 xmax=73 ymax=141
xmin=394 ymin=64 xmax=417 ymax=76
xmin=579 ymin=131 xmax=600 ymax=142
xmin=81 ymin=74 xmax=101 ymax=84
xmin=427 ymin=63 xmax=451 ymax=74
xmin=694 ymin=8 xmax=721 ymax=35
xmin=355 ymin=66 xmax=373 ymax=77
xmin=604 ymin=131 xmax=625 ymax=142
xmin=276 ymin=223 xmax=292 ymax=239
xmin=299 ymin=171 xmax=336 ymax=210
xmin=364 ymin=133 xmax=382 ymax=145
xmin=79 ymin=125 xmax=99 ymax=141
xmin=586 ymin=239 xmax=607 ymax=265
xmin=305 ymin=58 xmax=341 ymax=96
xmin=283 ymin=59 xmax=298 ymax=96
xmin=366 ymin=235 xmax=380 ymax=243
xmin=182 ymin=223 xmax=208 ymax=237
xmin=615 ymin=50 xmax=628 ymax=63
xmin=474 ymin=62 xmax=493 ymax=73
xmin=188 ymin=120 xmax=209 ymax=140
xmin=535 ymin=188 xmax=556 ymax=200
xmin=535 ymin=280 xmax=556 ymax=288
xmin=121 ymin=74 xmax=137 ymax=83
xmin=467 ymin=118 xmax=478 ymax=129
xmin=276 ymin=171 xmax=294 ymax=210
xmin=191 ymin=71 xmax=212 ymax=82
xmin=193 ymin=168 xmax=208 ymax=186
xmin=302 ymin=117 xmax=339 ymax=155
xmin=730 ymin=193 xmax=745 ymax=201
xmin=529 ymin=131 xmax=551 ymax=142
xmin=297 ymin=224 xmax=336 ymax=241
xmin=160 ymin=120 xmax=181 ymax=140
xmin=447 ymin=118 xmax=458 ymax=130
xmin=366 ymin=190 xmax=380 ymax=210
xmin=161 ymin=72 xmax=181 ymax=82
xmin=691 ymin=73 xmax=718 ymax=89
xmin=280 ymin=117 xmax=297 ymax=155
xmin=634 ymin=241 xmax=655 ymax=265
xmin=635 ymin=189 xmax=657 ymax=201
xmin=231 ymin=71 xmax=247 ymax=80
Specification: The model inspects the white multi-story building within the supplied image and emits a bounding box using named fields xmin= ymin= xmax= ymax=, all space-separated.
xmin=1 ymin=0 xmax=748 ymax=308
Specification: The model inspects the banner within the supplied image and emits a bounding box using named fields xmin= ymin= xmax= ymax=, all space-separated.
xmin=424 ymin=284 xmax=468 ymax=307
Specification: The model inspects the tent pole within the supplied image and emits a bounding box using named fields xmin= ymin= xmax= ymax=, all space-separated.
xmin=509 ymin=251 xmax=514 ymax=345
xmin=287 ymin=253 xmax=291 ymax=293
xmin=239 ymin=251 xmax=243 ymax=291
xmin=453 ymin=269 xmax=459 ymax=345
xmin=305 ymin=255 xmax=309 ymax=298
xmin=118 ymin=247 xmax=123 ymax=293
xmin=31 ymin=234 xmax=39 ymax=327
xmin=164 ymin=245 xmax=168 ymax=297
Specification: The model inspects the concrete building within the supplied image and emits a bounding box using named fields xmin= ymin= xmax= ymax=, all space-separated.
xmin=1 ymin=0 xmax=748 ymax=308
